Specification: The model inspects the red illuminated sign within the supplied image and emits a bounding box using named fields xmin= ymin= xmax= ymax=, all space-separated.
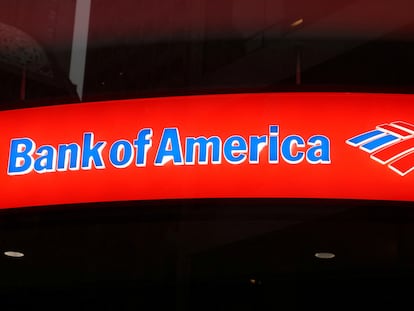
xmin=1 ymin=92 xmax=414 ymax=209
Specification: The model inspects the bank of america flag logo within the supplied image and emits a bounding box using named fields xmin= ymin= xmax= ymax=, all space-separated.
xmin=346 ymin=121 xmax=414 ymax=176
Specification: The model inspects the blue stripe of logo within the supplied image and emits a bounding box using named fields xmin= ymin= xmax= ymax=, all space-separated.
xmin=347 ymin=129 xmax=384 ymax=145
xmin=361 ymin=134 xmax=399 ymax=151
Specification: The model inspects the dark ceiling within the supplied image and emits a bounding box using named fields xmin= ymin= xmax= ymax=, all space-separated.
xmin=0 ymin=199 xmax=414 ymax=310
xmin=1 ymin=0 xmax=414 ymax=105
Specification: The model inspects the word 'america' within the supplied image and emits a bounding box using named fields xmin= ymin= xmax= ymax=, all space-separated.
xmin=7 ymin=126 xmax=331 ymax=175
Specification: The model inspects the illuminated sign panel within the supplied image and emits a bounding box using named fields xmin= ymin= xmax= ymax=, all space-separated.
xmin=0 ymin=93 xmax=413 ymax=209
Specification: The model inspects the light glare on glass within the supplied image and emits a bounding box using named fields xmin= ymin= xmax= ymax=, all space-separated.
xmin=315 ymin=252 xmax=335 ymax=259
xmin=291 ymin=18 xmax=304 ymax=27
xmin=4 ymin=251 xmax=24 ymax=258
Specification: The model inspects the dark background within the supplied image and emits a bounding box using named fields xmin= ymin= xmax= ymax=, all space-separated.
xmin=1 ymin=199 xmax=414 ymax=310
xmin=1 ymin=1 xmax=414 ymax=309
xmin=1 ymin=0 xmax=414 ymax=107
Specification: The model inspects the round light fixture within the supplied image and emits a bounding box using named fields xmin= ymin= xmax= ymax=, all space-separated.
xmin=314 ymin=252 xmax=335 ymax=259
xmin=4 ymin=251 xmax=24 ymax=258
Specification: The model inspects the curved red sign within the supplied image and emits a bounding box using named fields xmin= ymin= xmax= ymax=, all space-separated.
xmin=1 ymin=92 xmax=414 ymax=209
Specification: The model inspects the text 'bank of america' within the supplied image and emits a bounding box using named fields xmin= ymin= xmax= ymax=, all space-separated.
xmin=7 ymin=125 xmax=331 ymax=175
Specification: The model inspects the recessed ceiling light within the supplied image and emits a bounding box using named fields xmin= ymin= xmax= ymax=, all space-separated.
xmin=314 ymin=252 xmax=335 ymax=259
xmin=4 ymin=251 xmax=24 ymax=258
xmin=291 ymin=18 xmax=304 ymax=27
xmin=249 ymin=278 xmax=262 ymax=285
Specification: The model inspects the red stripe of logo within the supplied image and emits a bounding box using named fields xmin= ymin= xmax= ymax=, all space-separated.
xmin=377 ymin=124 xmax=413 ymax=137
xmin=388 ymin=151 xmax=414 ymax=176
xmin=371 ymin=137 xmax=414 ymax=164
xmin=392 ymin=121 xmax=414 ymax=133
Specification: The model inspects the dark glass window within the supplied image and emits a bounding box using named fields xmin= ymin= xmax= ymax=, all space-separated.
xmin=1 ymin=1 xmax=414 ymax=310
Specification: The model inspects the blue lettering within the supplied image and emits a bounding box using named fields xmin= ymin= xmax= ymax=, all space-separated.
xmin=249 ymin=135 xmax=267 ymax=164
xmin=154 ymin=128 xmax=184 ymax=166
xmin=185 ymin=136 xmax=222 ymax=165
xmin=8 ymin=138 xmax=35 ymax=175
xmin=110 ymin=140 xmax=134 ymax=168
xmin=281 ymin=135 xmax=305 ymax=164
xmin=133 ymin=128 xmax=153 ymax=167
xmin=7 ymin=125 xmax=331 ymax=176
xmin=81 ymin=133 xmax=106 ymax=169
xmin=307 ymin=135 xmax=331 ymax=164
xmin=34 ymin=145 xmax=56 ymax=173
xmin=223 ymin=135 xmax=247 ymax=164
xmin=269 ymin=125 xmax=279 ymax=163
xmin=57 ymin=144 xmax=80 ymax=171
